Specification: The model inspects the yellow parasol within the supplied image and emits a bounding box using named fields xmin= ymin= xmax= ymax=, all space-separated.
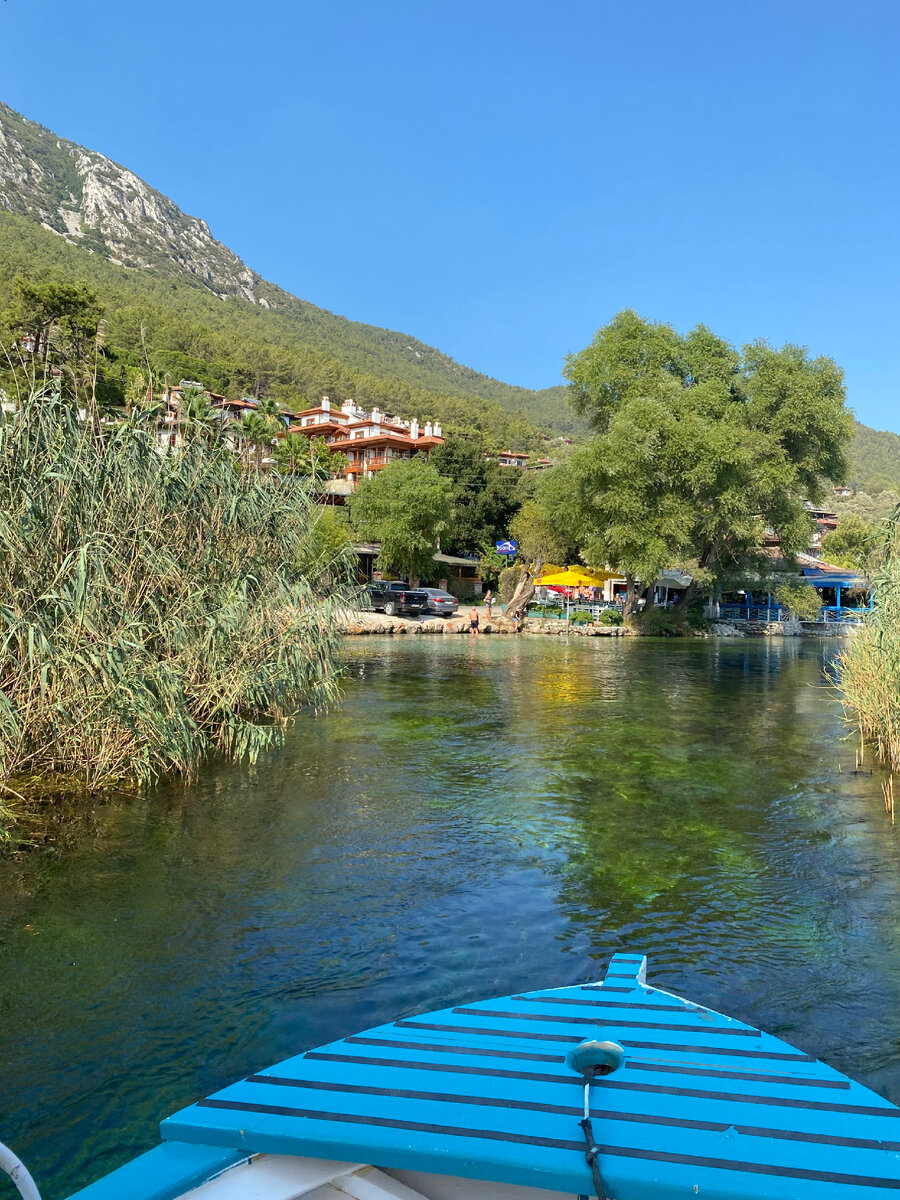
xmin=536 ymin=566 xmax=619 ymax=588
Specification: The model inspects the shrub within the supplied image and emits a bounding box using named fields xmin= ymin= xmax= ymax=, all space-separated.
xmin=599 ymin=608 xmax=622 ymax=626
xmin=570 ymin=610 xmax=593 ymax=626
xmin=775 ymin=582 xmax=823 ymax=621
xmin=632 ymin=606 xmax=684 ymax=636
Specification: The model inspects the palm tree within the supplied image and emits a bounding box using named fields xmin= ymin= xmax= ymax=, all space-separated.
xmin=240 ymin=412 xmax=278 ymax=471
xmin=272 ymin=432 xmax=311 ymax=477
xmin=181 ymin=387 xmax=221 ymax=444
xmin=255 ymin=396 xmax=284 ymax=425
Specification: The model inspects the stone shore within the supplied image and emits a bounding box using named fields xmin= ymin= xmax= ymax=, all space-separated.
xmin=337 ymin=611 xmax=629 ymax=636
xmin=338 ymin=611 xmax=853 ymax=637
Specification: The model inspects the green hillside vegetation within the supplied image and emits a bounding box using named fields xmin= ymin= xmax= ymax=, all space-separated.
xmin=0 ymin=210 xmax=572 ymax=448
xmin=847 ymin=420 xmax=900 ymax=493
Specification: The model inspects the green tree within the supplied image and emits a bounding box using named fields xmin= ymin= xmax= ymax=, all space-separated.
xmin=429 ymin=434 xmax=521 ymax=555
xmin=1 ymin=276 xmax=104 ymax=384
xmin=178 ymin=386 xmax=222 ymax=444
xmin=349 ymin=458 xmax=453 ymax=584
xmin=561 ymin=311 xmax=853 ymax=611
xmin=821 ymin=514 xmax=876 ymax=572
xmin=255 ymin=395 xmax=285 ymax=424
xmin=123 ymin=365 xmax=155 ymax=414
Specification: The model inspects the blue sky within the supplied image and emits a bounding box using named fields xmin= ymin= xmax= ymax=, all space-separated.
xmin=3 ymin=1 xmax=899 ymax=429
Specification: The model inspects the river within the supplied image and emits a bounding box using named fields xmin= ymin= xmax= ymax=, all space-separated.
xmin=1 ymin=636 xmax=899 ymax=1199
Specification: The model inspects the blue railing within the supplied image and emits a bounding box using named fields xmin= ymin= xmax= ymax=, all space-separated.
xmin=719 ymin=604 xmax=785 ymax=622
xmin=719 ymin=603 xmax=868 ymax=624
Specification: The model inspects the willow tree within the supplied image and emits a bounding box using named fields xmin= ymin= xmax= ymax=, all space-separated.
xmin=560 ymin=311 xmax=853 ymax=611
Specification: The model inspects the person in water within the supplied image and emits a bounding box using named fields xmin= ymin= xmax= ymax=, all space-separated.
xmin=469 ymin=606 xmax=480 ymax=635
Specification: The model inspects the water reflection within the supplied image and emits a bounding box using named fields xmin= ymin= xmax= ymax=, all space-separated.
xmin=0 ymin=636 xmax=897 ymax=1200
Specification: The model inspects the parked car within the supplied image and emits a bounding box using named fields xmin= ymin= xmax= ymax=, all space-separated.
xmin=419 ymin=587 xmax=459 ymax=617
xmin=365 ymin=580 xmax=429 ymax=616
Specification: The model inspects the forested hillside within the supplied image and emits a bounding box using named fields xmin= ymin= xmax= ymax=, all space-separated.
xmin=848 ymin=420 xmax=900 ymax=493
xmin=0 ymin=211 xmax=563 ymax=448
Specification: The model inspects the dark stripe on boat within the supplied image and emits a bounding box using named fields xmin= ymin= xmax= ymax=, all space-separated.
xmin=608 ymin=1077 xmax=900 ymax=1117
xmin=303 ymin=1050 xmax=573 ymax=1085
xmin=515 ymin=995 xmax=716 ymax=1016
xmin=344 ymin=1035 xmax=566 ymax=1063
xmin=246 ymin=1075 xmax=586 ymax=1116
xmin=604 ymin=972 xmax=641 ymax=979
xmin=195 ymin=1099 xmax=900 ymax=1187
xmin=396 ymin=1020 xmax=809 ymax=1061
xmin=589 ymin=1143 xmax=900 ymax=1190
xmin=626 ymin=1061 xmax=848 ymax=1089
xmin=453 ymin=1006 xmax=760 ymax=1036
xmin=197 ymin=1098 xmax=581 ymax=1151
xmin=241 ymin=1076 xmax=900 ymax=1150
xmin=301 ymin=1050 xmax=887 ymax=1115
xmin=596 ymin=986 xmax=633 ymax=993
xmin=623 ymin=1040 xmax=810 ymax=1062
xmin=396 ymin=1019 xmax=578 ymax=1043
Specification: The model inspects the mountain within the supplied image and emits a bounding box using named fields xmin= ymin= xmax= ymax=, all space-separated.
xmin=0 ymin=102 xmax=577 ymax=437
xmin=0 ymin=102 xmax=264 ymax=302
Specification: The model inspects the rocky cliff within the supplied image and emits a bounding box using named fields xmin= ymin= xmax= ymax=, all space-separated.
xmin=0 ymin=102 xmax=269 ymax=304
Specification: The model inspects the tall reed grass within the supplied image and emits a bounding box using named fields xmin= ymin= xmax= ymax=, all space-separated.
xmin=838 ymin=506 xmax=900 ymax=775
xmin=0 ymin=388 xmax=356 ymax=834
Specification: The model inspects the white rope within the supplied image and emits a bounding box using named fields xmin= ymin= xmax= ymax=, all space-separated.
xmin=0 ymin=1141 xmax=42 ymax=1200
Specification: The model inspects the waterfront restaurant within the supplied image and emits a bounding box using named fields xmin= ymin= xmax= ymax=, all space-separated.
xmin=717 ymin=553 xmax=871 ymax=623
xmin=285 ymin=398 xmax=444 ymax=490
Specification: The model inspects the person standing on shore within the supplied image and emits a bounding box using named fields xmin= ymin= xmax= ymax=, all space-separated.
xmin=484 ymin=589 xmax=493 ymax=620
xmin=469 ymin=606 xmax=480 ymax=636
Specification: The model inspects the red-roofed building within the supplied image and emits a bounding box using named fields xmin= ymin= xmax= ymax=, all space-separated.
xmin=284 ymin=398 xmax=444 ymax=490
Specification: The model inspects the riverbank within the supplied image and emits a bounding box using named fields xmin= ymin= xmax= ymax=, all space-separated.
xmin=339 ymin=609 xmax=855 ymax=637
xmin=338 ymin=610 xmax=629 ymax=635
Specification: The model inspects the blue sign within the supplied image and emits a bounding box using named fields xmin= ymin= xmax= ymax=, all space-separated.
xmin=495 ymin=539 xmax=518 ymax=555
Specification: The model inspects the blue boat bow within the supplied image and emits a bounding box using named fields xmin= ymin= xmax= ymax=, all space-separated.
xmin=66 ymin=953 xmax=900 ymax=1200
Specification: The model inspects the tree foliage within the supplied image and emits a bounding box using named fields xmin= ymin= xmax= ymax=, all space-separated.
xmin=774 ymin=582 xmax=825 ymax=622
xmin=847 ymin=421 xmax=900 ymax=493
xmin=428 ymin=434 xmax=521 ymax=555
xmin=349 ymin=458 xmax=454 ymax=583
xmin=556 ymin=310 xmax=853 ymax=611
xmin=820 ymin=514 xmax=876 ymax=572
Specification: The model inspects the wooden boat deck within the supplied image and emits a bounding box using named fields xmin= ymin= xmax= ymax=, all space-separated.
xmin=148 ymin=953 xmax=900 ymax=1199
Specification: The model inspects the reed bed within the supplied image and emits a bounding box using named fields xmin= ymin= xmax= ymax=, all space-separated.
xmin=0 ymin=389 xmax=356 ymax=834
xmin=838 ymin=507 xmax=900 ymax=791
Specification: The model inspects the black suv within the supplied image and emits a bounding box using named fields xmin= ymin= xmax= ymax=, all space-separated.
xmin=365 ymin=581 xmax=430 ymax=616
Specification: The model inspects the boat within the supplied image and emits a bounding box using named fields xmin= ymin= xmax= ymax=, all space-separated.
xmin=7 ymin=953 xmax=900 ymax=1200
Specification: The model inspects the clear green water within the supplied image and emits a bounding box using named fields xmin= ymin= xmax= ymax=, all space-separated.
xmin=1 ymin=636 xmax=899 ymax=1199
